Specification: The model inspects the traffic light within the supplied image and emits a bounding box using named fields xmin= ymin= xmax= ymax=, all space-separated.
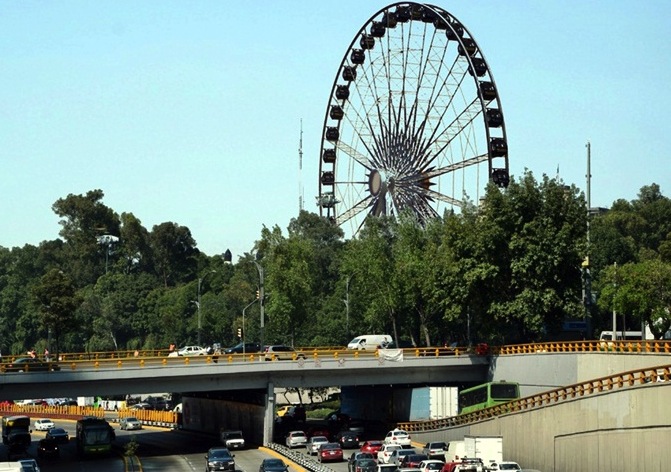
xmin=237 ymin=327 xmax=243 ymax=338
xmin=256 ymin=290 xmax=260 ymax=299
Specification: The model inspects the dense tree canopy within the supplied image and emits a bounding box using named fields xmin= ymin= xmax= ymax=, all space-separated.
xmin=0 ymin=178 xmax=669 ymax=356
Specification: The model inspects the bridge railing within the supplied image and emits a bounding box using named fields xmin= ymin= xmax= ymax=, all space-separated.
xmin=397 ymin=363 xmax=671 ymax=432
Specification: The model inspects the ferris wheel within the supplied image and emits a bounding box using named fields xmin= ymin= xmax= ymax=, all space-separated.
xmin=317 ymin=2 xmax=509 ymax=235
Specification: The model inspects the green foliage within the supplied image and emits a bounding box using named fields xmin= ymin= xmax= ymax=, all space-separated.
xmin=0 ymin=179 xmax=668 ymax=354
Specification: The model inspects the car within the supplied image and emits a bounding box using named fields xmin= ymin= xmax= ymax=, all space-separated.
xmin=317 ymin=442 xmax=344 ymax=463
xmin=130 ymin=402 xmax=153 ymax=410
xmin=175 ymin=345 xmax=208 ymax=356
xmin=4 ymin=357 xmax=60 ymax=372
xmin=306 ymin=435 xmax=329 ymax=455
xmin=18 ymin=459 xmax=40 ymax=472
xmin=441 ymin=458 xmax=484 ymax=472
xmin=422 ymin=441 xmax=447 ymax=460
xmin=37 ymin=438 xmax=60 ymax=459
xmin=360 ymin=440 xmax=384 ymax=454
xmin=33 ymin=418 xmax=55 ymax=431
xmin=378 ymin=444 xmax=402 ymax=463
xmin=46 ymin=427 xmax=69 ymax=443
xmin=224 ymin=342 xmax=262 ymax=354
xmin=263 ymin=345 xmax=306 ymax=361
xmin=385 ymin=428 xmax=412 ymax=446
xmin=348 ymin=452 xmax=375 ymax=472
xmin=307 ymin=426 xmax=330 ymax=439
xmin=276 ymin=405 xmax=293 ymax=417
xmin=337 ymin=430 xmax=360 ymax=449
xmin=389 ymin=448 xmax=417 ymax=467
xmin=286 ymin=430 xmax=308 ymax=448
xmin=400 ymin=453 xmax=428 ymax=469
xmin=354 ymin=458 xmax=378 ymax=472
xmin=220 ymin=430 xmax=245 ymax=450
xmin=489 ymin=461 xmax=521 ymax=471
xmin=119 ymin=416 xmax=142 ymax=430
xmin=352 ymin=458 xmax=377 ymax=472
xmin=205 ymin=446 xmax=236 ymax=472
xmin=418 ymin=459 xmax=446 ymax=472
xmin=259 ymin=458 xmax=289 ymax=472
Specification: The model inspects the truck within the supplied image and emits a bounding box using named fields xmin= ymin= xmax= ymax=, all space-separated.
xmin=347 ymin=334 xmax=392 ymax=350
xmin=76 ymin=417 xmax=115 ymax=457
xmin=463 ymin=435 xmax=502 ymax=469
xmin=409 ymin=386 xmax=459 ymax=420
xmin=0 ymin=463 xmax=24 ymax=471
xmin=1 ymin=416 xmax=31 ymax=460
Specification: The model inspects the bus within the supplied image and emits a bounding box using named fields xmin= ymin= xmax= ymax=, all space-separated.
xmin=76 ymin=417 xmax=115 ymax=457
xmin=458 ymin=381 xmax=520 ymax=414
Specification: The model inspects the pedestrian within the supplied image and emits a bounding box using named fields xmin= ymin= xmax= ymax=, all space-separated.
xmin=44 ymin=348 xmax=50 ymax=361
xmin=28 ymin=349 xmax=36 ymax=359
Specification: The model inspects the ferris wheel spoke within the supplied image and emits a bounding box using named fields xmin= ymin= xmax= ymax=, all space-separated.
xmin=336 ymin=141 xmax=376 ymax=171
xmin=336 ymin=194 xmax=374 ymax=226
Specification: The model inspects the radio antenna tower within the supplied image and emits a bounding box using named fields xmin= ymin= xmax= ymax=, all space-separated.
xmin=298 ymin=119 xmax=304 ymax=211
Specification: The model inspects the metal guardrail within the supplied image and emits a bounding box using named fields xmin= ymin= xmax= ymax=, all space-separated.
xmin=397 ymin=363 xmax=671 ymax=432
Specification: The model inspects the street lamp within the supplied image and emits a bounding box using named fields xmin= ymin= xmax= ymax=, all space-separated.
xmin=197 ymin=270 xmax=216 ymax=346
xmin=252 ymin=258 xmax=265 ymax=357
xmin=242 ymin=299 xmax=258 ymax=357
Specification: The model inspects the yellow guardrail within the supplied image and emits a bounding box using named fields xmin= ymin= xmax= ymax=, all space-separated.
xmin=398 ymin=363 xmax=671 ymax=432
xmin=2 ymin=341 xmax=670 ymax=373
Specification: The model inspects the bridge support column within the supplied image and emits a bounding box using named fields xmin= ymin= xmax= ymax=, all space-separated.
xmin=263 ymin=381 xmax=275 ymax=445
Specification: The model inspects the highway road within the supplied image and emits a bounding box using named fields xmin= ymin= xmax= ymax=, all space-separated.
xmin=14 ymin=418 xmax=418 ymax=472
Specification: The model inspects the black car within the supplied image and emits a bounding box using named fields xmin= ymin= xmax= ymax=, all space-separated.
xmin=46 ymin=427 xmax=69 ymax=443
xmin=205 ymin=447 xmax=236 ymax=472
xmin=348 ymin=452 xmax=375 ymax=472
xmin=4 ymin=357 xmax=60 ymax=372
xmin=37 ymin=438 xmax=60 ymax=459
xmin=224 ymin=342 xmax=262 ymax=354
xmin=352 ymin=458 xmax=377 ymax=472
xmin=259 ymin=458 xmax=288 ymax=472
xmin=337 ymin=430 xmax=360 ymax=449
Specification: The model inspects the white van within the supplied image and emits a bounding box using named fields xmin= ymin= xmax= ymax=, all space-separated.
xmin=599 ymin=331 xmax=643 ymax=341
xmin=445 ymin=440 xmax=466 ymax=463
xmin=347 ymin=334 xmax=392 ymax=350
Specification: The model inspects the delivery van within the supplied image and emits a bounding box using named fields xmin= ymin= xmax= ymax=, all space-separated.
xmin=347 ymin=334 xmax=392 ymax=350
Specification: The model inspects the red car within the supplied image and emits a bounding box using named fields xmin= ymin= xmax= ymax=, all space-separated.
xmin=318 ymin=443 xmax=344 ymax=463
xmin=360 ymin=440 xmax=384 ymax=454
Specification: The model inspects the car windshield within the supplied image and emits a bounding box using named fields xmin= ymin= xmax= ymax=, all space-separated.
xmin=264 ymin=459 xmax=284 ymax=467
xmin=358 ymin=459 xmax=377 ymax=467
xmin=322 ymin=443 xmax=338 ymax=450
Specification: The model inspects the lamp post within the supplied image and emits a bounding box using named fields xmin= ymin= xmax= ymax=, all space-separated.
xmin=252 ymin=259 xmax=265 ymax=357
xmin=197 ymin=270 xmax=216 ymax=346
xmin=242 ymin=299 xmax=258 ymax=357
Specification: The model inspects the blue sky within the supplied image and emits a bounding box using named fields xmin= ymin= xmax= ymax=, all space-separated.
xmin=2 ymin=1 xmax=670 ymax=260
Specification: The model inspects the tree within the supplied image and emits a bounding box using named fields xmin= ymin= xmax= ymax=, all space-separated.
xmin=32 ymin=269 xmax=81 ymax=356
xmin=150 ymin=222 xmax=198 ymax=287
xmin=597 ymin=260 xmax=671 ymax=339
xmin=51 ymin=189 xmax=120 ymax=285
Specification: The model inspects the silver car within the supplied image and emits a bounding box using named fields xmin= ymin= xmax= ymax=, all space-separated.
xmin=306 ymin=435 xmax=329 ymax=455
xmin=119 ymin=416 xmax=142 ymax=430
xmin=286 ymin=430 xmax=308 ymax=448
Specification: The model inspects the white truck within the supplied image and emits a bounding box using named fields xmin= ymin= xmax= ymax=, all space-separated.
xmin=347 ymin=334 xmax=392 ymax=350
xmin=463 ymin=435 xmax=502 ymax=469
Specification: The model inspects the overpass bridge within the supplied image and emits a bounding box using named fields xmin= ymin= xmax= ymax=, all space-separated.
xmin=2 ymin=341 xmax=670 ymax=471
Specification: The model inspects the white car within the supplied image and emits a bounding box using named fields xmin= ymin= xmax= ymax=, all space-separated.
xmin=220 ymin=430 xmax=245 ymax=450
xmin=18 ymin=458 xmax=41 ymax=472
xmin=119 ymin=416 xmax=142 ymax=430
xmin=34 ymin=418 xmax=55 ymax=431
xmin=384 ymin=428 xmax=412 ymax=447
xmin=174 ymin=345 xmax=208 ymax=356
xmin=306 ymin=435 xmax=329 ymax=455
xmin=418 ymin=460 xmax=446 ymax=472
xmin=286 ymin=430 xmax=308 ymax=448
xmin=377 ymin=444 xmax=401 ymax=463
xmin=388 ymin=448 xmax=417 ymax=467
xmin=489 ymin=461 xmax=521 ymax=471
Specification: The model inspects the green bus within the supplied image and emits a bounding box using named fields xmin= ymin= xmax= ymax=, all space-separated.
xmin=458 ymin=381 xmax=520 ymax=414
xmin=76 ymin=417 xmax=115 ymax=457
